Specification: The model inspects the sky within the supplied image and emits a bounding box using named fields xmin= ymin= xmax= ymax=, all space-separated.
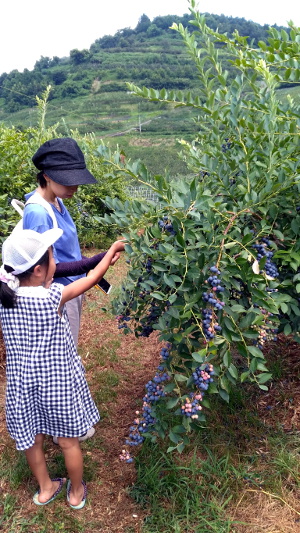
xmin=1 ymin=0 xmax=299 ymax=75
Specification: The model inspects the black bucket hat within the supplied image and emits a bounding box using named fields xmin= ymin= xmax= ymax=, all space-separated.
xmin=32 ymin=137 xmax=97 ymax=186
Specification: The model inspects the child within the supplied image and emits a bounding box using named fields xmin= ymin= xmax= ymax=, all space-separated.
xmin=0 ymin=228 xmax=125 ymax=509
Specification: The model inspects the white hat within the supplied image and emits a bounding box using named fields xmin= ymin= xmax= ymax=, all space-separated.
xmin=2 ymin=228 xmax=63 ymax=275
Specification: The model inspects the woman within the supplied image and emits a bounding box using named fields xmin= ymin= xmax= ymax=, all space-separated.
xmin=23 ymin=137 xmax=124 ymax=441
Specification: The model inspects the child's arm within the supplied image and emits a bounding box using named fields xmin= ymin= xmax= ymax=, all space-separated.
xmin=59 ymin=240 xmax=126 ymax=308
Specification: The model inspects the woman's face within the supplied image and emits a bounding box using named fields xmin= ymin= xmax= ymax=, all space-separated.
xmin=44 ymin=175 xmax=78 ymax=199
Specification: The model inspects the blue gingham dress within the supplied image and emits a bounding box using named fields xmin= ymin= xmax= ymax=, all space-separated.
xmin=0 ymin=283 xmax=100 ymax=450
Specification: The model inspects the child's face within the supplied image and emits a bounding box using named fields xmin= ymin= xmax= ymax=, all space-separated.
xmin=43 ymin=247 xmax=56 ymax=289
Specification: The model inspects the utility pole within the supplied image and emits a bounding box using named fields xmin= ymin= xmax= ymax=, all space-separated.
xmin=138 ymin=102 xmax=141 ymax=133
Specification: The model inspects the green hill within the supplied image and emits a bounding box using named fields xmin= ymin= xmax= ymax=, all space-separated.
xmin=0 ymin=12 xmax=296 ymax=177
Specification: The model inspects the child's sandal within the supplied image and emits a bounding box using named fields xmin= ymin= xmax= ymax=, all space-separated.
xmin=67 ymin=479 xmax=87 ymax=510
xmin=33 ymin=477 xmax=65 ymax=505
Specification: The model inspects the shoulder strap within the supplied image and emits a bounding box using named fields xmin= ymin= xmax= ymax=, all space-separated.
xmin=11 ymin=199 xmax=25 ymax=217
xmin=11 ymin=192 xmax=59 ymax=229
xmin=25 ymin=192 xmax=58 ymax=229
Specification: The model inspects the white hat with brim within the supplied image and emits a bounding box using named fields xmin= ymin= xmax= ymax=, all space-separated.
xmin=2 ymin=228 xmax=63 ymax=275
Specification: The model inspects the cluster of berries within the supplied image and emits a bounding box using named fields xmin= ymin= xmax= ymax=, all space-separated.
xmin=145 ymin=257 xmax=152 ymax=273
xmin=158 ymin=216 xmax=176 ymax=235
xmin=252 ymin=309 xmax=278 ymax=349
xmin=221 ymin=138 xmax=233 ymax=152
xmin=76 ymin=200 xmax=89 ymax=220
xmin=116 ymin=286 xmax=135 ymax=330
xmin=160 ymin=344 xmax=171 ymax=361
xmin=181 ymin=394 xmax=203 ymax=419
xmin=138 ymin=301 xmax=162 ymax=337
xmin=202 ymin=266 xmax=225 ymax=340
xmin=120 ymin=345 xmax=171 ymax=463
xmin=252 ymin=239 xmax=279 ymax=279
xmin=199 ymin=170 xmax=210 ymax=180
xmin=119 ymin=449 xmax=133 ymax=463
xmin=117 ymin=310 xmax=131 ymax=330
xmin=192 ymin=364 xmax=215 ymax=391
xmin=144 ymin=369 xmax=170 ymax=403
xmin=181 ymin=364 xmax=214 ymax=419
xmin=230 ymin=284 xmax=244 ymax=301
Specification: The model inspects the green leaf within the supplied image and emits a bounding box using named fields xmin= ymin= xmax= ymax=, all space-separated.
xmin=218 ymin=389 xmax=229 ymax=403
xmin=166 ymin=397 xmax=179 ymax=409
xmin=192 ymin=350 xmax=207 ymax=362
xmin=230 ymin=304 xmax=246 ymax=313
xmin=228 ymin=364 xmax=238 ymax=379
xmin=280 ymin=302 xmax=289 ymax=314
xmin=284 ymin=323 xmax=292 ymax=336
xmin=177 ymin=442 xmax=185 ymax=454
xmin=164 ymin=382 xmax=177 ymax=393
xmin=163 ymin=273 xmax=177 ymax=288
xmin=257 ymin=373 xmax=272 ymax=384
xmin=208 ymin=383 xmax=218 ymax=394
xmin=167 ymin=446 xmax=177 ymax=453
xmin=223 ymin=350 xmax=231 ymax=367
xmin=169 ymin=431 xmax=181 ymax=444
xmin=150 ymin=291 xmax=165 ymax=300
xmin=174 ymin=374 xmax=188 ymax=382
xmin=247 ymin=346 xmax=264 ymax=358
xmin=171 ymin=425 xmax=186 ymax=434
xmin=241 ymin=371 xmax=250 ymax=382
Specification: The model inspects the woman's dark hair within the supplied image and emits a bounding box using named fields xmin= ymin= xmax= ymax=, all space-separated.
xmin=0 ymin=249 xmax=50 ymax=308
xmin=36 ymin=171 xmax=47 ymax=188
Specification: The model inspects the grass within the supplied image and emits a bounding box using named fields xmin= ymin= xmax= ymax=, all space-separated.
xmin=131 ymin=442 xmax=244 ymax=532
xmin=128 ymin=397 xmax=300 ymax=532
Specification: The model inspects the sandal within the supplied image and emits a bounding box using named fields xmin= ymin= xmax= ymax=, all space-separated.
xmin=33 ymin=477 xmax=65 ymax=505
xmin=67 ymin=479 xmax=87 ymax=510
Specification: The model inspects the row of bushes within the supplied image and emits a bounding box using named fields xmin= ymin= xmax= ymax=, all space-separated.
xmin=0 ymin=93 xmax=128 ymax=247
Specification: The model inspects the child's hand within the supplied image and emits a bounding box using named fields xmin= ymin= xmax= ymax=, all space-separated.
xmin=110 ymin=252 xmax=121 ymax=266
xmin=113 ymin=240 xmax=127 ymax=252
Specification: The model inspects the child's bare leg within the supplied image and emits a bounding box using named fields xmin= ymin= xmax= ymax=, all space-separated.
xmin=25 ymin=434 xmax=64 ymax=503
xmin=58 ymin=437 xmax=84 ymax=507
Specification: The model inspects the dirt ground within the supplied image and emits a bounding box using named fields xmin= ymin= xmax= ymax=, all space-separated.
xmin=0 ymin=287 xmax=300 ymax=532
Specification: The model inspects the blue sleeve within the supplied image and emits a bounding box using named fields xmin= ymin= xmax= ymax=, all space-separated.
xmin=23 ymin=203 xmax=55 ymax=233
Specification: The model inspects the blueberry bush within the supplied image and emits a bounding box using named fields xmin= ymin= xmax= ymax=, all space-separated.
xmin=98 ymin=1 xmax=300 ymax=453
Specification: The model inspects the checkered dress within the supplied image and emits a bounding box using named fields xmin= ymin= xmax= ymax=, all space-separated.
xmin=0 ymin=283 xmax=100 ymax=450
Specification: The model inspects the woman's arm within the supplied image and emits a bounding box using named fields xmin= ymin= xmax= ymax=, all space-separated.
xmin=53 ymin=252 xmax=107 ymax=277
xmin=60 ymin=241 xmax=125 ymax=308
xmin=54 ymin=245 xmax=123 ymax=277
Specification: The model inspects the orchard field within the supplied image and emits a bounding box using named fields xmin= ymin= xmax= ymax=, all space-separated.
xmin=1 ymin=0 xmax=300 ymax=530
xmin=0 ymin=255 xmax=299 ymax=532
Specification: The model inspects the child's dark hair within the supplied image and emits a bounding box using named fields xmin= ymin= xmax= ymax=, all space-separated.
xmin=37 ymin=171 xmax=47 ymax=188
xmin=0 ymin=250 xmax=50 ymax=308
